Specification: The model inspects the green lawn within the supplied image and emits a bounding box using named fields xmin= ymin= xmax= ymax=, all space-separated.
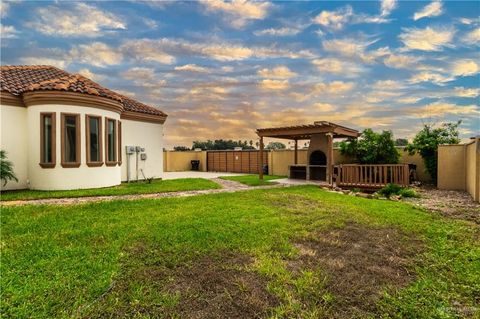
xmin=0 ymin=178 xmax=220 ymax=201
xmin=220 ymin=174 xmax=285 ymax=186
xmin=1 ymin=186 xmax=479 ymax=318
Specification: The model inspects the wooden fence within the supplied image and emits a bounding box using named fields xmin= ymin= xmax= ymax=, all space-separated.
xmin=336 ymin=164 xmax=410 ymax=188
xmin=207 ymin=150 xmax=268 ymax=174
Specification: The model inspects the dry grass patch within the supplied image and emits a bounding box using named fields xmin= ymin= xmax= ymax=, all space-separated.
xmin=287 ymin=222 xmax=424 ymax=318
xmin=84 ymin=246 xmax=278 ymax=319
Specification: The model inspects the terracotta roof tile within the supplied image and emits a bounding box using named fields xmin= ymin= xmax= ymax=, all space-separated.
xmin=0 ymin=65 xmax=167 ymax=118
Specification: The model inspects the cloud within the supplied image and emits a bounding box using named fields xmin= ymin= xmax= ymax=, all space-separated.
xmin=120 ymin=39 xmax=176 ymax=64
xmin=399 ymin=26 xmax=455 ymax=51
xmin=380 ymin=0 xmax=397 ymax=17
xmin=408 ymin=72 xmax=452 ymax=85
xmin=77 ymin=68 xmax=105 ymax=82
xmin=69 ymin=42 xmax=123 ymax=67
xmin=397 ymin=97 xmax=421 ymax=104
xmin=121 ymin=67 xmax=166 ymax=87
xmin=311 ymin=81 xmax=355 ymax=94
xmin=258 ymin=79 xmax=290 ymax=91
xmin=253 ymin=27 xmax=301 ymax=36
xmin=383 ymin=53 xmax=421 ymax=69
xmin=322 ymin=37 xmax=372 ymax=57
xmin=28 ymin=3 xmax=126 ymax=37
xmin=201 ymin=0 xmax=271 ymax=28
xmin=0 ymin=24 xmax=19 ymax=38
xmin=407 ymin=102 xmax=479 ymax=118
xmin=454 ymin=87 xmax=480 ymax=98
xmin=322 ymin=37 xmax=385 ymax=63
xmin=314 ymin=1 xmax=397 ymax=30
xmin=314 ymin=102 xmax=336 ymax=112
xmin=313 ymin=6 xmax=353 ymax=30
xmin=120 ymin=38 xmax=311 ymax=62
xmin=0 ymin=2 xmax=9 ymax=18
xmin=462 ymin=28 xmax=480 ymax=45
xmin=413 ymin=1 xmax=443 ymax=21
xmin=371 ymin=80 xmax=405 ymax=91
xmin=174 ymin=64 xmax=210 ymax=72
xmin=257 ymin=66 xmax=297 ymax=78
xmin=312 ymin=58 xmax=365 ymax=76
xmin=19 ymin=57 xmax=68 ymax=69
xmin=451 ymin=59 xmax=479 ymax=77
xmin=122 ymin=67 xmax=156 ymax=81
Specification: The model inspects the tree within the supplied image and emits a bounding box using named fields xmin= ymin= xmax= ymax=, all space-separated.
xmin=394 ymin=138 xmax=409 ymax=146
xmin=265 ymin=142 xmax=286 ymax=150
xmin=192 ymin=139 xmax=255 ymax=150
xmin=406 ymin=121 xmax=461 ymax=184
xmin=173 ymin=146 xmax=191 ymax=151
xmin=0 ymin=150 xmax=18 ymax=186
xmin=339 ymin=129 xmax=400 ymax=164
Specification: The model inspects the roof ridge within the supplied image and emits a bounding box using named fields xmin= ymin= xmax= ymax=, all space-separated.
xmin=0 ymin=65 xmax=63 ymax=71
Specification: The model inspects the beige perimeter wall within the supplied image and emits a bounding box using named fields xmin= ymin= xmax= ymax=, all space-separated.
xmin=164 ymin=151 xmax=207 ymax=172
xmin=164 ymin=147 xmax=432 ymax=183
xmin=438 ymin=139 xmax=479 ymax=202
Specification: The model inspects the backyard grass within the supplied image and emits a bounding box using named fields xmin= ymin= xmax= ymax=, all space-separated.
xmin=1 ymin=186 xmax=479 ymax=318
xmin=0 ymin=178 xmax=220 ymax=201
xmin=220 ymin=174 xmax=285 ymax=186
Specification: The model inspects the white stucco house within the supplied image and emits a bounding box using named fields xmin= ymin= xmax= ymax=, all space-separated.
xmin=0 ymin=65 xmax=167 ymax=190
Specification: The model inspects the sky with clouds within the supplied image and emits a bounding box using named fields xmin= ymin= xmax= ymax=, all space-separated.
xmin=1 ymin=0 xmax=479 ymax=147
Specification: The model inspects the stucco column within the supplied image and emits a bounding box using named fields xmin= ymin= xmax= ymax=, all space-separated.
xmin=294 ymin=139 xmax=298 ymax=164
xmin=326 ymin=132 xmax=334 ymax=185
xmin=259 ymin=136 xmax=264 ymax=180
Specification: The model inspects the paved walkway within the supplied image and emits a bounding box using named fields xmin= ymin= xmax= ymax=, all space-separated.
xmin=1 ymin=178 xmax=291 ymax=207
xmin=162 ymin=171 xmax=246 ymax=180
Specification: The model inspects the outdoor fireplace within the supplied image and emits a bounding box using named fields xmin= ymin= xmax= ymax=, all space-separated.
xmin=309 ymin=150 xmax=327 ymax=181
xmin=256 ymin=121 xmax=360 ymax=183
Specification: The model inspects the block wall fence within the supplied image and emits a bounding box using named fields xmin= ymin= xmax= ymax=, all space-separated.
xmin=164 ymin=147 xmax=432 ymax=183
xmin=438 ymin=138 xmax=479 ymax=202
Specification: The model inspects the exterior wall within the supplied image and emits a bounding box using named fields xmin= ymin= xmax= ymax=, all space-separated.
xmin=27 ymin=104 xmax=121 ymax=190
xmin=121 ymin=120 xmax=164 ymax=182
xmin=437 ymin=145 xmax=466 ymax=190
xmin=163 ymin=151 xmax=207 ymax=172
xmin=438 ymin=139 xmax=479 ymax=202
xmin=465 ymin=141 xmax=479 ymax=201
xmin=0 ymin=104 xmax=28 ymax=190
xmin=398 ymin=148 xmax=432 ymax=183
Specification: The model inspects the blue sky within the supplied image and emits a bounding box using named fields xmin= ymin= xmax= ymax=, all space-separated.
xmin=1 ymin=0 xmax=479 ymax=147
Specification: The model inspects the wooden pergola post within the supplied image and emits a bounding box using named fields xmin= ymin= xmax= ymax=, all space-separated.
xmin=259 ymin=136 xmax=264 ymax=180
xmin=326 ymin=132 xmax=334 ymax=185
xmin=294 ymin=139 xmax=298 ymax=165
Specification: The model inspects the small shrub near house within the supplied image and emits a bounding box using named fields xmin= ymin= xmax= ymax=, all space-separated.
xmin=0 ymin=150 xmax=18 ymax=186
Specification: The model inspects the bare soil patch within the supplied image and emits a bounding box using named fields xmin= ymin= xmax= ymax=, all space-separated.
xmin=288 ymin=222 xmax=424 ymax=318
xmin=405 ymin=186 xmax=480 ymax=224
xmin=166 ymin=253 xmax=278 ymax=319
xmin=85 ymin=247 xmax=278 ymax=319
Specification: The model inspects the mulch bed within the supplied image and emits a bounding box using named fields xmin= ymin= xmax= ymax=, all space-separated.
xmin=405 ymin=186 xmax=480 ymax=224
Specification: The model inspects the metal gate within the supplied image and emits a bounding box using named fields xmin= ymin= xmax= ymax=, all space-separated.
xmin=207 ymin=150 xmax=268 ymax=173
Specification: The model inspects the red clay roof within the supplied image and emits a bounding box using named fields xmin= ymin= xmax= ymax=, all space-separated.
xmin=0 ymin=65 xmax=166 ymax=117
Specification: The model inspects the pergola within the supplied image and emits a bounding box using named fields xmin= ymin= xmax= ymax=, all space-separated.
xmin=256 ymin=121 xmax=359 ymax=182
